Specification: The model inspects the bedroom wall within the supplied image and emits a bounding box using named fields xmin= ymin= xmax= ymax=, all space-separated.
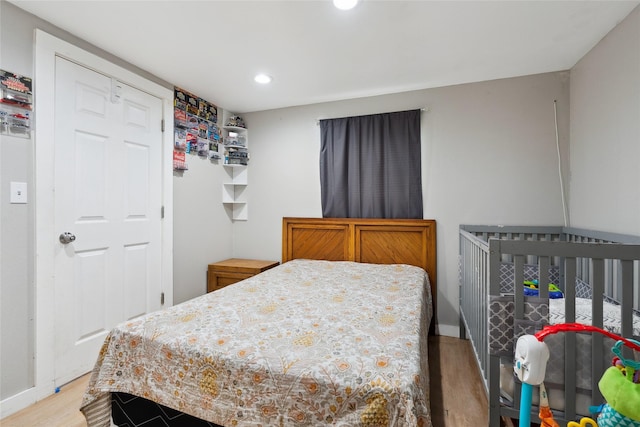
xmin=0 ymin=0 xmax=35 ymax=401
xmin=569 ymin=5 xmax=640 ymax=235
xmin=0 ymin=0 xmax=233 ymax=406
xmin=237 ymin=72 xmax=571 ymax=336
xmin=172 ymin=153 xmax=235 ymax=304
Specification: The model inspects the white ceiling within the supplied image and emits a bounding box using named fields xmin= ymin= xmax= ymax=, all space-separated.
xmin=10 ymin=0 xmax=640 ymax=113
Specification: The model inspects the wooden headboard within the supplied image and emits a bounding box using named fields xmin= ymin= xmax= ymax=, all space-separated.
xmin=282 ymin=217 xmax=437 ymax=315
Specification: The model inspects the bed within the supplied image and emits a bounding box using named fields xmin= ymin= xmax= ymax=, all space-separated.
xmin=80 ymin=217 xmax=437 ymax=427
xmin=458 ymin=225 xmax=640 ymax=426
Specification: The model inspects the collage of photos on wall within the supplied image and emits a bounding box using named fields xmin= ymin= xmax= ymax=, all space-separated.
xmin=173 ymin=86 xmax=221 ymax=171
xmin=0 ymin=69 xmax=33 ymax=139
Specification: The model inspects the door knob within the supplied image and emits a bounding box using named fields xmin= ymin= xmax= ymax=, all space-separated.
xmin=59 ymin=232 xmax=76 ymax=244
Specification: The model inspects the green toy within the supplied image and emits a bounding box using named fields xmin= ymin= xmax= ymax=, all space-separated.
xmin=523 ymin=280 xmax=564 ymax=298
xmin=596 ymin=339 xmax=640 ymax=426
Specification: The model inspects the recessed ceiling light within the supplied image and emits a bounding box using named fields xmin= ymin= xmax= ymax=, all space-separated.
xmin=333 ymin=0 xmax=358 ymax=10
xmin=254 ymin=73 xmax=272 ymax=84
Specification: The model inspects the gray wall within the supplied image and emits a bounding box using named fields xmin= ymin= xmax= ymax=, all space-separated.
xmin=237 ymin=71 xmax=571 ymax=336
xmin=0 ymin=0 xmax=234 ymax=403
xmin=569 ymin=5 xmax=640 ymax=235
xmin=1 ymin=0 xmax=39 ymax=400
xmin=172 ymin=149 xmax=235 ymax=305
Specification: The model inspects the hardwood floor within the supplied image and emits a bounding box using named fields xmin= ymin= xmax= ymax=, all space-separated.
xmin=429 ymin=335 xmax=489 ymax=426
xmin=1 ymin=374 xmax=90 ymax=427
xmin=1 ymin=336 xmax=488 ymax=427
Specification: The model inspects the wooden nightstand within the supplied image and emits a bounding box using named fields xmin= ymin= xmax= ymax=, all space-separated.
xmin=207 ymin=258 xmax=279 ymax=293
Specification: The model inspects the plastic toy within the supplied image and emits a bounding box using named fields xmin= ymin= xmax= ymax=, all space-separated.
xmin=596 ymin=339 xmax=640 ymax=426
xmin=523 ymin=280 xmax=564 ymax=299
xmin=515 ymin=323 xmax=640 ymax=427
xmin=567 ymin=419 xmax=598 ymax=427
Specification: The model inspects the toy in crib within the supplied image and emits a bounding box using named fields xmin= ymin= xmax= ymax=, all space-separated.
xmin=514 ymin=323 xmax=640 ymax=427
xmin=523 ymin=280 xmax=564 ymax=299
xmin=566 ymin=419 xmax=597 ymax=427
xmin=592 ymin=339 xmax=640 ymax=427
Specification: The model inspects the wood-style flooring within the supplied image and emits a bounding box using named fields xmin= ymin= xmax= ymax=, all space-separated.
xmin=429 ymin=335 xmax=489 ymax=426
xmin=1 ymin=336 xmax=489 ymax=427
xmin=1 ymin=374 xmax=90 ymax=427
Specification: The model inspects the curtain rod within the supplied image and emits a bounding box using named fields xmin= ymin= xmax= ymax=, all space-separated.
xmin=316 ymin=107 xmax=429 ymax=125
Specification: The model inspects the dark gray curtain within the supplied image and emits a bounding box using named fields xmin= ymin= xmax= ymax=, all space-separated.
xmin=319 ymin=109 xmax=423 ymax=219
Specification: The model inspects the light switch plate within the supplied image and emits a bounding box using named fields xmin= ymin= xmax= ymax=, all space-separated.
xmin=10 ymin=182 xmax=27 ymax=204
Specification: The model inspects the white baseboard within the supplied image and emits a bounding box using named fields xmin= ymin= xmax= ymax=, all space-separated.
xmin=435 ymin=323 xmax=460 ymax=338
xmin=0 ymin=380 xmax=57 ymax=419
xmin=0 ymin=386 xmax=38 ymax=419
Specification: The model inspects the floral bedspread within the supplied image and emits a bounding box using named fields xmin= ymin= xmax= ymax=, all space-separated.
xmin=80 ymin=259 xmax=433 ymax=427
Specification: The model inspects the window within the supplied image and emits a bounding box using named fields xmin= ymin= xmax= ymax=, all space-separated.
xmin=319 ymin=109 xmax=423 ymax=218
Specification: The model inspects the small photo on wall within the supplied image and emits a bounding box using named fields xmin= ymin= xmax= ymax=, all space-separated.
xmin=197 ymin=137 xmax=209 ymax=157
xmin=173 ymin=150 xmax=188 ymax=170
xmin=208 ymin=122 xmax=220 ymax=141
xmin=186 ymin=113 xmax=199 ymax=130
xmin=186 ymin=92 xmax=199 ymax=116
xmin=174 ymin=128 xmax=187 ymax=151
xmin=201 ymin=100 xmax=218 ymax=123
xmin=174 ymin=109 xmax=187 ymax=128
xmin=174 ymin=87 xmax=187 ymax=110
xmin=198 ymin=119 xmax=209 ymax=139
xmin=186 ymin=132 xmax=197 ymax=154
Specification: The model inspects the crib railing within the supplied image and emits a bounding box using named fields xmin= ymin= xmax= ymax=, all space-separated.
xmin=459 ymin=225 xmax=640 ymax=426
xmin=489 ymin=239 xmax=640 ymax=425
xmin=564 ymin=227 xmax=640 ymax=312
xmin=459 ymin=226 xmax=565 ymax=393
xmin=459 ymin=228 xmax=490 ymax=389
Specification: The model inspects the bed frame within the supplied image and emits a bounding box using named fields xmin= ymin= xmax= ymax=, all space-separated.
xmin=459 ymin=225 xmax=640 ymax=426
xmin=282 ymin=217 xmax=437 ymax=318
xmin=99 ymin=217 xmax=437 ymax=427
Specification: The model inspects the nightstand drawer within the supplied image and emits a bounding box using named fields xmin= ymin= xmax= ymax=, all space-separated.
xmin=207 ymin=258 xmax=279 ymax=293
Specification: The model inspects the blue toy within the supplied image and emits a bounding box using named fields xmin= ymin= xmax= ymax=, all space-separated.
xmin=524 ymin=280 xmax=564 ymax=299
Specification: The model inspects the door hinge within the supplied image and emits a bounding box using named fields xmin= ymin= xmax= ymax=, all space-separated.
xmin=161 ymin=292 xmax=165 ymax=305
xmin=161 ymin=119 xmax=165 ymax=132
xmin=110 ymin=78 xmax=122 ymax=104
xmin=161 ymin=206 xmax=164 ymax=218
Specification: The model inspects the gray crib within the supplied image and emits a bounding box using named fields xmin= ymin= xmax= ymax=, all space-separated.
xmin=459 ymin=225 xmax=640 ymax=426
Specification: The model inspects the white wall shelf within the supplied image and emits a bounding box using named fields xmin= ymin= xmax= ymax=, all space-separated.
xmin=221 ymin=123 xmax=249 ymax=221
xmin=222 ymin=125 xmax=248 ymax=166
xmin=223 ymin=200 xmax=248 ymax=221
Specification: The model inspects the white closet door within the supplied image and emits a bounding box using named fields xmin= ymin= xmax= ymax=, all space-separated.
xmin=53 ymin=56 xmax=163 ymax=385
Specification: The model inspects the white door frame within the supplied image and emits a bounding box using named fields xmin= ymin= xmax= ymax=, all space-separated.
xmin=30 ymin=30 xmax=173 ymax=406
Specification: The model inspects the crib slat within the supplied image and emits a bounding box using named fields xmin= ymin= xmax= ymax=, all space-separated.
xmin=563 ymin=257 xmax=578 ymax=421
xmin=591 ymin=258 xmax=605 ymax=406
xmin=621 ymin=260 xmax=634 ymax=358
xmin=488 ymin=239 xmax=502 ymax=427
xmin=539 ymin=256 xmax=550 ymax=299
xmin=564 ymin=332 xmax=577 ymax=421
xmin=489 ymin=356 xmax=502 ymax=427
xmin=634 ymin=260 xmax=639 ymax=315
xmin=480 ymin=242 xmax=488 ymax=375
xmin=515 ymin=255 xmax=524 ymax=319
xmin=592 ymin=259 xmax=605 ymax=328
xmin=564 ymin=258 xmax=576 ymax=323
